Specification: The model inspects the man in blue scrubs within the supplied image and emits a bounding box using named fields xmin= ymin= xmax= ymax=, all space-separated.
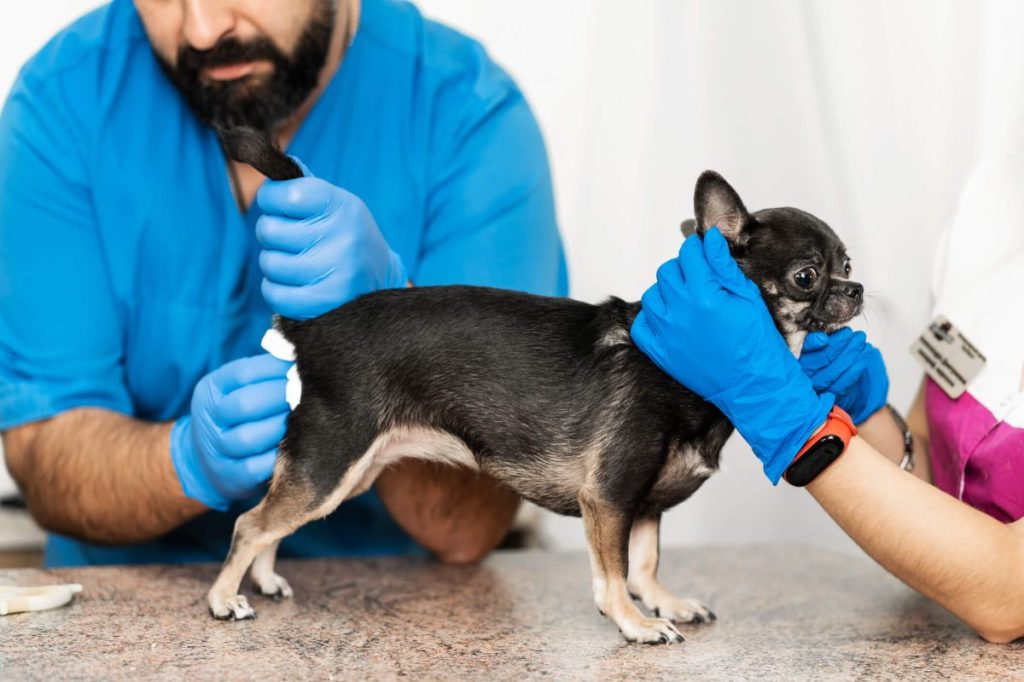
xmin=0 ymin=0 xmax=567 ymax=567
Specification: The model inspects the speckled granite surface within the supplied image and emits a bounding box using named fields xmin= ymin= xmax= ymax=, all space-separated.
xmin=0 ymin=546 xmax=1018 ymax=680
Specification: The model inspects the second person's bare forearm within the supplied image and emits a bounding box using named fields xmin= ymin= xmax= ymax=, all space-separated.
xmin=856 ymin=384 xmax=932 ymax=483
xmin=808 ymin=437 xmax=1024 ymax=643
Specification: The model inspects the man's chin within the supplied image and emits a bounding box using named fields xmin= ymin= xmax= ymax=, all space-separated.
xmin=192 ymin=85 xmax=286 ymax=130
xmin=201 ymin=74 xmax=272 ymax=99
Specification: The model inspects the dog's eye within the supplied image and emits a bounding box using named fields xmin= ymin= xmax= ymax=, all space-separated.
xmin=794 ymin=267 xmax=817 ymax=289
xmin=844 ymin=260 xmax=852 ymax=277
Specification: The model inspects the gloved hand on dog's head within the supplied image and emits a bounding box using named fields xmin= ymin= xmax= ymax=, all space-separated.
xmin=255 ymin=163 xmax=408 ymax=320
xmin=630 ymin=228 xmax=834 ymax=484
xmin=170 ymin=354 xmax=291 ymax=511
xmin=800 ymin=328 xmax=888 ymax=425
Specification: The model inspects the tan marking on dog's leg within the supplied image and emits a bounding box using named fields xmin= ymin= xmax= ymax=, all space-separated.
xmin=250 ymin=539 xmax=292 ymax=599
xmin=626 ymin=515 xmax=715 ymax=624
xmin=207 ymin=505 xmax=281 ymax=620
xmin=579 ymin=494 xmax=683 ymax=644
xmin=207 ymin=453 xmax=373 ymax=620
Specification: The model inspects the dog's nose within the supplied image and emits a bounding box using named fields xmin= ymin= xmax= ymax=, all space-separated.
xmin=840 ymin=281 xmax=863 ymax=302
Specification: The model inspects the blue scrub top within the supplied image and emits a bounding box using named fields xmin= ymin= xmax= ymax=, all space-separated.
xmin=0 ymin=0 xmax=567 ymax=567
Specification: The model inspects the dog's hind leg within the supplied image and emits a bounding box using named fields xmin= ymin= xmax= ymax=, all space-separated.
xmin=206 ymin=421 xmax=383 ymax=620
xmin=626 ymin=515 xmax=715 ymax=624
xmin=206 ymin=465 xmax=315 ymax=620
xmin=579 ymin=492 xmax=683 ymax=644
xmin=250 ymin=539 xmax=291 ymax=599
xmin=247 ymin=424 xmax=394 ymax=600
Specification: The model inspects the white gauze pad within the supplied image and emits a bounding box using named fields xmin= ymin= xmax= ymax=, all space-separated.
xmin=261 ymin=328 xmax=302 ymax=410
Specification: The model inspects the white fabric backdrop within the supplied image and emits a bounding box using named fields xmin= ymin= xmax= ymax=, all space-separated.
xmin=2 ymin=0 xmax=1022 ymax=554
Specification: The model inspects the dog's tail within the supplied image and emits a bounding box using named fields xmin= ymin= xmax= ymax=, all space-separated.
xmin=218 ymin=127 xmax=305 ymax=333
xmin=217 ymin=126 xmax=304 ymax=181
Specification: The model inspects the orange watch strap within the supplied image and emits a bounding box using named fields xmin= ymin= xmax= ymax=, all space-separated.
xmin=787 ymin=405 xmax=857 ymax=472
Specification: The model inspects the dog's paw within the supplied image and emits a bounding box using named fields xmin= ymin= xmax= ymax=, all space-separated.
xmin=619 ymin=616 xmax=684 ymax=645
xmin=253 ymin=573 xmax=293 ymax=600
xmin=652 ymin=596 xmax=716 ymax=624
xmin=208 ymin=594 xmax=257 ymax=621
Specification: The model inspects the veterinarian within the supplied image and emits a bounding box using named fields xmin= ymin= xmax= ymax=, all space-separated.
xmin=0 ymin=0 xmax=566 ymax=567
xmin=632 ymin=152 xmax=1024 ymax=643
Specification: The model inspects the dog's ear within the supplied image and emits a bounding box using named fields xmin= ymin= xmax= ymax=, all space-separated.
xmin=217 ymin=126 xmax=304 ymax=181
xmin=680 ymin=219 xmax=697 ymax=237
xmin=694 ymin=171 xmax=752 ymax=243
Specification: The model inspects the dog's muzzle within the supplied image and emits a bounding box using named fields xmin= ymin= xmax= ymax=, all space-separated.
xmin=803 ymin=281 xmax=864 ymax=332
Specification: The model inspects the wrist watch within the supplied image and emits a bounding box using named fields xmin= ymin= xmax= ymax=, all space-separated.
xmin=783 ymin=406 xmax=858 ymax=487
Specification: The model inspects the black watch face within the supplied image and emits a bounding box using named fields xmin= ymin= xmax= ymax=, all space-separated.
xmin=785 ymin=435 xmax=845 ymax=487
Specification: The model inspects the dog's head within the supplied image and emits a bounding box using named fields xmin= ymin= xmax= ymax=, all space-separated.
xmin=681 ymin=171 xmax=862 ymax=353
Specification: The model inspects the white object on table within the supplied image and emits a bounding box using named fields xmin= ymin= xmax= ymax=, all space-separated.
xmin=0 ymin=584 xmax=82 ymax=615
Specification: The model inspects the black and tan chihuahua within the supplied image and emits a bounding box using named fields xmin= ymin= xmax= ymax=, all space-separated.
xmin=207 ymin=128 xmax=862 ymax=644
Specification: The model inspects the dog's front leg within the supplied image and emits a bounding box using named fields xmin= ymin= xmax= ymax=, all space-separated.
xmin=579 ymin=494 xmax=683 ymax=644
xmin=626 ymin=515 xmax=715 ymax=624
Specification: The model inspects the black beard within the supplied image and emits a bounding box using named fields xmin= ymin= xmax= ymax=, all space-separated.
xmin=156 ymin=1 xmax=336 ymax=132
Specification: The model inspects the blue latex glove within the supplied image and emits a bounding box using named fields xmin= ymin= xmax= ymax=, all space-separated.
xmin=255 ymin=169 xmax=408 ymax=320
xmin=800 ymin=328 xmax=888 ymax=425
xmin=630 ymin=228 xmax=834 ymax=484
xmin=170 ymin=354 xmax=291 ymax=511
